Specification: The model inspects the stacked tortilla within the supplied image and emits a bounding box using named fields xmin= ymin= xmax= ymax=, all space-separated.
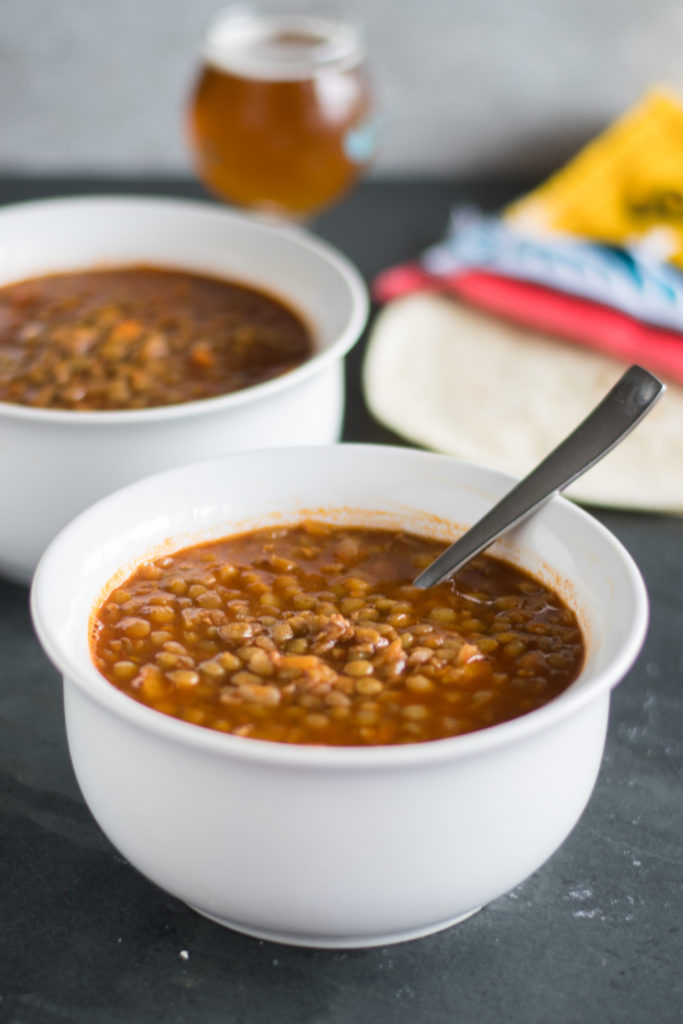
xmin=363 ymin=293 xmax=683 ymax=512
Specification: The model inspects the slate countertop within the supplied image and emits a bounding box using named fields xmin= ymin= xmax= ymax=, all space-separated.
xmin=1 ymin=176 xmax=681 ymax=1024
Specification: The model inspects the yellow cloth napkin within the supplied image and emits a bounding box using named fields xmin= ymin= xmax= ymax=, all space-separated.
xmin=507 ymin=87 xmax=683 ymax=269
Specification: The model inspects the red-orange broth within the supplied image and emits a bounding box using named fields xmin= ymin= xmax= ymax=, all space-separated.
xmin=0 ymin=265 xmax=312 ymax=410
xmin=90 ymin=521 xmax=585 ymax=746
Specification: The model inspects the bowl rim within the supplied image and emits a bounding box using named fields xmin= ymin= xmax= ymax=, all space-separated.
xmin=30 ymin=444 xmax=649 ymax=770
xmin=0 ymin=193 xmax=368 ymax=424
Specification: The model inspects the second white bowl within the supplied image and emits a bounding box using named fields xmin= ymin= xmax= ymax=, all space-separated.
xmin=0 ymin=194 xmax=368 ymax=582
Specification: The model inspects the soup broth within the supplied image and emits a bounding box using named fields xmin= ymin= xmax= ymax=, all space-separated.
xmin=0 ymin=266 xmax=313 ymax=410
xmin=91 ymin=521 xmax=585 ymax=746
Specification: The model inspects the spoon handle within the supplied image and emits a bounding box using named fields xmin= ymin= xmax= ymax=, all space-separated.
xmin=413 ymin=365 xmax=664 ymax=589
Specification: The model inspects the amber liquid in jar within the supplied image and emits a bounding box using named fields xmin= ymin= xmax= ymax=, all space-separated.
xmin=187 ymin=10 xmax=376 ymax=218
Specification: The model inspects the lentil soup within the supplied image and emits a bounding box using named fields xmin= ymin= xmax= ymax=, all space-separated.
xmin=0 ymin=266 xmax=313 ymax=410
xmin=91 ymin=522 xmax=585 ymax=746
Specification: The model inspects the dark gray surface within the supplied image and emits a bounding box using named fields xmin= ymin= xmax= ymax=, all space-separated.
xmin=1 ymin=177 xmax=681 ymax=1024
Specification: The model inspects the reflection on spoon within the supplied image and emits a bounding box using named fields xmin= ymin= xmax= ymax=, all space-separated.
xmin=413 ymin=364 xmax=664 ymax=589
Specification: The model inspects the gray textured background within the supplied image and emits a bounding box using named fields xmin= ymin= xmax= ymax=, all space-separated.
xmin=1 ymin=0 xmax=682 ymax=176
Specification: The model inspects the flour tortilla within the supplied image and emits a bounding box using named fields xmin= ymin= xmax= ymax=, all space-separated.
xmin=363 ymin=292 xmax=683 ymax=512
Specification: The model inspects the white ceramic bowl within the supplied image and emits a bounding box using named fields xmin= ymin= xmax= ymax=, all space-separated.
xmin=30 ymin=444 xmax=648 ymax=949
xmin=0 ymin=194 xmax=367 ymax=583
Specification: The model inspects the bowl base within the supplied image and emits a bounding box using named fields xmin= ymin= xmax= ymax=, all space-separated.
xmin=185 ymin=903 xmax=483 ymax=948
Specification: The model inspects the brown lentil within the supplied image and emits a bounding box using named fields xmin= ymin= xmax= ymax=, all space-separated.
xmin=0 ymin=266 xmax=312 ymax=411
xmin=91 ymin=522 xmax=585 ymax=746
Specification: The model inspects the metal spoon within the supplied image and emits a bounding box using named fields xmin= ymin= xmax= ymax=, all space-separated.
xmin=413 ymin=364 xmax=664 ymax=589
